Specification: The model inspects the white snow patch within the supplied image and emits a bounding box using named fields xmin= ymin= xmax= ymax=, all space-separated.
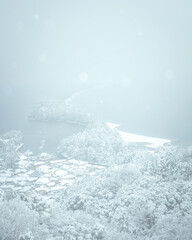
xmin=119 ymin=131 xmax=170 ymax=148
xmin=51 ymin=186 xmax=66 ymax=191
xmin=106 ymin=122 xmax=120 ymax=129
xmin=27 ymin=170 xmax=34 ymax=175
xmin=37 ymin=178 xmax=50 ymax=184
xmin=38 ymin=165 xmax=51 ymax=173
xmin=0 ymin=178 xmax=5 ymax=183
xmin=47 ymin=182 xmax=55 ymax=187
xmin=54 ymin=170 xmax=67 ymax=177
xmin=50 ymin=159 xmax=67 ymax=164
xmin=107 ymin=122 xmax=170 ymax=148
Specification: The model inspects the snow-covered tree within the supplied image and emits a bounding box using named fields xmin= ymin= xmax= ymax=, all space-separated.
xmin=28 ymin=101 xmax=93 ymax=125
xmin=0 ymin=130 xmax=23 ymax=169
xmin=57 ymin=121 xmax=135 ymax=165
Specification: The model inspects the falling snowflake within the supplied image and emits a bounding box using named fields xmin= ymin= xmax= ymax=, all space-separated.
xmin=38 ymin=54 xmax=47 ymax=63
xmin=137 ymin=30 xmax=143 ymax=37
xmin=33 ymin=14 xmax=39 ymax=21
xmin=79 ymin=72 xmax=89 ymax=82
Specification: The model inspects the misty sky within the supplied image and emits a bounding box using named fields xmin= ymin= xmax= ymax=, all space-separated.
xmin=0 ymin=0 xmax=192 ymax=142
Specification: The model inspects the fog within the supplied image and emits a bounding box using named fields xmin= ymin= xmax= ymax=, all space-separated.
xmin=1 ymin=2 xmax=192 ymax=238
xmin=0 ymin=0 xmax=192 ymax=144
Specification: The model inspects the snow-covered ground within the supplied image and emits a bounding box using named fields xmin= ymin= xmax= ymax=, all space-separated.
xmin=0 ymin=154 xmax=105 ymax=199
xmin=0 ymin=123 xmax=170 ymax=201
xmin=107 ymin=122 xmax=170 ymax=148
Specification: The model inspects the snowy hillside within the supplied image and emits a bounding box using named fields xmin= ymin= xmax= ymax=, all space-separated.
xmin=1 ymin=122 xmax=192 ymax=239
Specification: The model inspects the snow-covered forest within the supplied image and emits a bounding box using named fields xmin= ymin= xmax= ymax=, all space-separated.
xmin=1 ymin=120 xmax=192 ymax=239
xmin=1 ymin=0 xmax=192 ymax=239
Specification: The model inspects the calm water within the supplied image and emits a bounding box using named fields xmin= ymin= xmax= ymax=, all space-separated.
xmin=0 ymin=119 xmax=84 ymax=154
xmin=1 ymin=84 xmax=191 ymax=152
xmin=0 ymin=92 xmax=84 ymax=154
